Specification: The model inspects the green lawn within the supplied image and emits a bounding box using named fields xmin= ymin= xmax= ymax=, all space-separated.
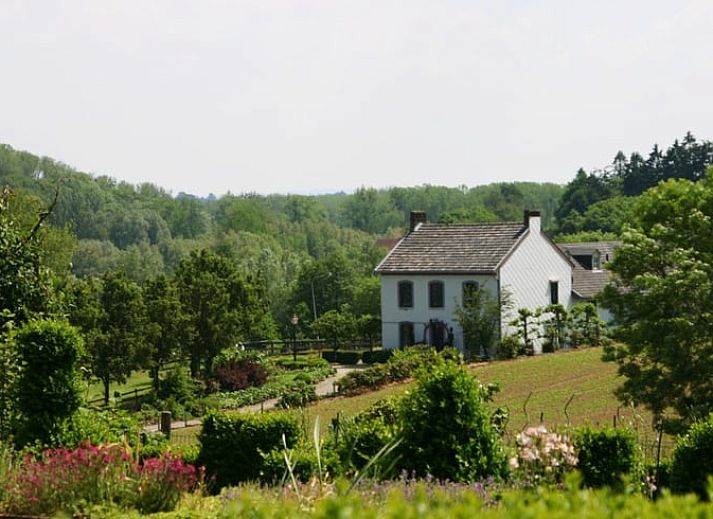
xmin=84 ymin=370 xmax=154 ymax=405
xmin=168 ymin=348 xmax=672 ymax=457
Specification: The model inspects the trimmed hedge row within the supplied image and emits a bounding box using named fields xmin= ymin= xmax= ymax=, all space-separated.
xmin=197 ymin=411 xmax=301 ymax=490
xmin=321 ymin=351 xmax=361 ymax=364
xmin=321 ymin=349 xmax=394 ymax=365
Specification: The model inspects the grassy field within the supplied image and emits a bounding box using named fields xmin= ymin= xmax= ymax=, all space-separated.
xmin=169 ymin=348 xmax=671 ymax=456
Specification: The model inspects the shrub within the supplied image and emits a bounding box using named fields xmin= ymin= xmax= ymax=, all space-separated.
xmin=362 ymin=349 xmax=394 ymax=364
xmin=331 ymin=398 xmax=400 ymax=476
xmin=197 ymin=411 xmax=301 ymax=490
xmin=54 ymin=409 xmax=142 ymax=449
xmin=335 ymin=351 xmax=361 ymax=364
xmin=670 ymin=414 xmax=713 ymax=498
xmin=11 ymin=319 xmax=84 ymax=448
xmin=273 ymin=356 xmax=329 ymax=371
xmin=214 ymin=358 xmax=268 ymax=392
xmin=158 ymin=367 xmax=199 ymax=404
xmin=133 ymin=453 xmax=202 ymax=514
xmin=574 ymin=426 xmax=639 ymax=490
xmin=397 ymin=360 xmax=508 ymax=482
xmin=509 ymin=425 xmax=578 ymax=487
xmin=497 ymin=335 xmax=523 ymax=359
xmin=321 ymin=351 xmax=338 ymax=363
xmin=1 ymin=443 xmax=200 ymax=516
xmin=277 ymin=381 xmax=317 ymax=409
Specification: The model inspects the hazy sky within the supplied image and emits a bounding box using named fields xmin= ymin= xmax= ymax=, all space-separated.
xmin=2 ymin=1 xmax=713 ymax=196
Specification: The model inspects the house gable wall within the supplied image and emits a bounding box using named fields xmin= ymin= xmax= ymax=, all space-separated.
xmin=498 ymin=224 xmax=573 ymax=353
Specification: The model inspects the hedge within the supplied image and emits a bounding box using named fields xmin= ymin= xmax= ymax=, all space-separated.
xmin=574 ymin=426 xmax=639 ymax=490
xmin=362 ymin=349 xmax=394 ymax=364
xmin=670 ymin=414 xmax=713 ymax=498
xmin=197 ymin=411 xmax=301 ymax=490
xmin=321 ymin=351 xmax=362 ymax=364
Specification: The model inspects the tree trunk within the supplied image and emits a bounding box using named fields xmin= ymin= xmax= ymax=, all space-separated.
xmin=103 ymin=376 xmax=110 ymax=406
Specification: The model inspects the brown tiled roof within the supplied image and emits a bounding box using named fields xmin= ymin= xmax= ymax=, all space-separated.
xmin=559 ymin=241 xmax=621 ymax=299
xmin=572 ymin=269 xmax=611 ymax=299
xmin=375 ymin=222 xmax=526 ymax=274
xmin=559 ymin=241 xmax=620 ymax=264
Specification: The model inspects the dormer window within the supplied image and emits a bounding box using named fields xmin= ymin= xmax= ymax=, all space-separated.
xmin=592 ymin=250 xmax=601 ymax=270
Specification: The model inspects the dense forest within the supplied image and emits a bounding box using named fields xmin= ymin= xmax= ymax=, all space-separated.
xmin=1 ymin=132 xmax=712 ymax=348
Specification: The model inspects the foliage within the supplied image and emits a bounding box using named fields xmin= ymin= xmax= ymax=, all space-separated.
xmin=54 ymin=409 xmax=142 ymax=449
xmin=670 ymin=414 xmax=713 ymax=498
xmin=600 ymin=169 xmax=713 ymax=431
xmin=509 ymin=308 xmax=537 ymax=356
xmin=277 ymin=381 xmax=318 ymax=409
xmin=330 ymin=398 xmax=400 ymax=476
xmin=311 ymin=307 xmax=357 ymax=349
xmin=497 ymin=334 xmax=522 ymax=360
xmin=336 ymin=347 xmax=436 ymax=396
xmin=0 ymin=443 xmax=199 ymax=516
xmin=197 ymin=411 xmax=301 ymax=489
xmin=322 ymin=350 xmax=361 ymax=364
xmin=574 ymin=426 xmax=639 ymax=490
xmin=213 ymin=355 xmax=268 ymax=392
xmin=397 ymin=359 xmax=508 ymax=482
xmin=539 ymin=304 xmax=569 ymax=353
xmin=569 ymin=303 xmax=607 ymax=348
xmin=176 ymin=249 xmax=274 ymax=378
xmin=11 ymin=319 xmax=84 ymax=448
xmin=509 ymin=425 xmax=578 ymax=487
xmin=455 ymin=284 xmax=507 ymax=359
xmin=144 ymin=275 xmax=191 ymax=395
xmin=361 ymin=349 xmax=394 ymax=364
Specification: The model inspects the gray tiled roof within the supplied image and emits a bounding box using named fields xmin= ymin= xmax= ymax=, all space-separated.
xmin=559 ymin=241 xmax=621 ymax=299
xmin=572 ymin=268 xmax=611 ymax=299
xmin=375 ymin=222 xmax=526 ymax=274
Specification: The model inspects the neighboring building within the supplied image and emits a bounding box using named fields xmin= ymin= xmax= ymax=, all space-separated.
xmin=559 ymin=241 xmax=620 ymax=323
xmin=375 ymin=210 xmax=574 ymax=354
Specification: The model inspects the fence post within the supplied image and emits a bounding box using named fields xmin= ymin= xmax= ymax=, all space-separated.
xmin=160 ymin=411 xmax=172 ymax=440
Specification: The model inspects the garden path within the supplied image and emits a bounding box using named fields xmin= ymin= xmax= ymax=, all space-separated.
xmin=143 ymin=364 xmax=365 ymax=433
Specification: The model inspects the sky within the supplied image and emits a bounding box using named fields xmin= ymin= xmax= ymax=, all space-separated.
xmin=2 ymin=1 xmax=713 ymax=197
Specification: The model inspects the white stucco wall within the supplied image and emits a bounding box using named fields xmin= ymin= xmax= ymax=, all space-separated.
xmin=498 ymin=217 xmax=573 ymax=353
xmin=380 ymin=274 xmax=498 ymax=350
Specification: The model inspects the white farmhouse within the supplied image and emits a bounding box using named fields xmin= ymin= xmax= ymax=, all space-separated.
xmin=375 ymin=210 xmax=574 ymax=354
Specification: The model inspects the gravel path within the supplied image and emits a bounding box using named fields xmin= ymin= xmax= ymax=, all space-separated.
xmin=144 ymin=364 xmax=365 ymax=433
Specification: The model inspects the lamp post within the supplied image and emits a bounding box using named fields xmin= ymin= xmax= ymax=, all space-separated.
xmin=291 ymin=313 xmax=299 ymax=361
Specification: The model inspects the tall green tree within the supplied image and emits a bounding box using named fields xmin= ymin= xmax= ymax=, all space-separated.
xmin=144 ymin=275 xmax=191 ymax=394
xmin=70 ymin=272 xmax=145 ymax=405
xmin=176 ymin=249 xmax=272 ymax=377
xmin=601 ymin=169 xmax=713 ymax=432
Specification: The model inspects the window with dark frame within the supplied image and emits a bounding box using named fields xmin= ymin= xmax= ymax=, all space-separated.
xmin=550 ymin=280 xmax=559 ymax=305
xmin=399 ymin=322 xmax=415 ymax=347
xmin=429 ymin=281 xmax=445 ymax=308
xmin=398 ymin=281 xmax=413 ymax=308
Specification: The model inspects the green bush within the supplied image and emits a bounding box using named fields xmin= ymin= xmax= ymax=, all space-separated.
xmin=574 ymin=426 xmax=639 ymax=490
xmin=331 ymin=398 xmax=400 ymax=476
xmin=671 ymin=414 xmax=713 ymax=498
xmin=277 ymin=382 xmax=317 ymax=409
xmin=11 ymin=319 xmax=84 ymax=448
xmin=273 ymin=356 xmax=329 ymax=371
xmin=497 ymin=334 xmax=523 ymax=359
xmin=397 ymin=359 xmax=508 ymax=482
xmin=361 ymin=349 xmax=394 ymax=364
xmin=335 ymin=351 xmax=361 ymax=364
xmin=54 ymin=409 xmax=142 ymax=449
xmin=197 ymin=411 xmax=301 ymax=490
xmin=321 ymin=351 xmax=338 ymax=363
xmin=158 ymin=367 xmax=199 ymax=404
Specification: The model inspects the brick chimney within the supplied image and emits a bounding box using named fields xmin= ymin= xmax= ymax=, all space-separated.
xmin=523 ymin=209 xmax=541 ymax=233
xmin=410 ymin=210 xmax=427 ymax=232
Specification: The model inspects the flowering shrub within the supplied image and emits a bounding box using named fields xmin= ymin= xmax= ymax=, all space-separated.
xmin=135 ymin=453 xmax=202 ymax=513
xmin=2 ymin=443 xmax=132 ymax=516
xmin=509 ymin=426 xmax=577 ymax=486
xmin=0 ymin=442 xmax=201 ymax=516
